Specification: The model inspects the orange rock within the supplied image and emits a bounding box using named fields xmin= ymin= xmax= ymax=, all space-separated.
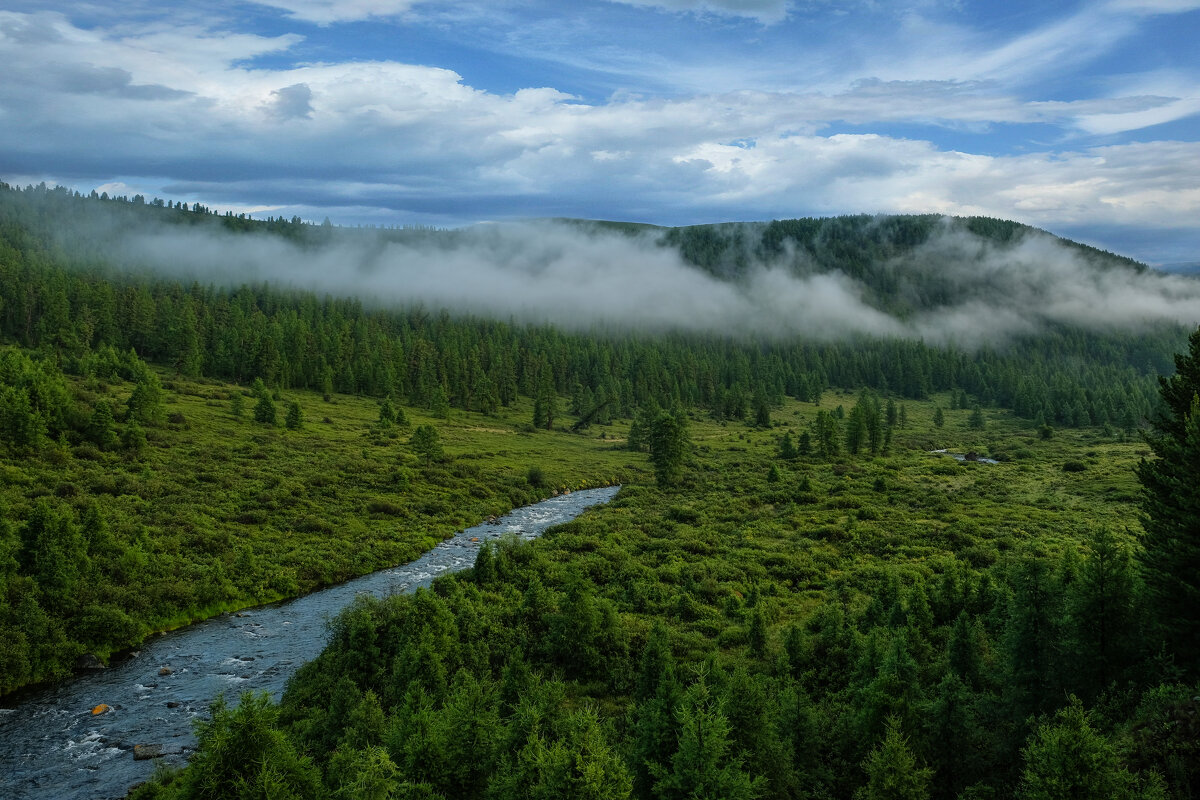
xmin=470 ymin=537 xmax=480 ymax=542
xmin=92 ymin=704 xmax=110 ymax=715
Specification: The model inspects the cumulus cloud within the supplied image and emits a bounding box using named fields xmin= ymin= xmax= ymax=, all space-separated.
xmin=3 ymin=4 xmax=1199 ymax=262
xmin=265 ymin=83 xmax=313 ymax=120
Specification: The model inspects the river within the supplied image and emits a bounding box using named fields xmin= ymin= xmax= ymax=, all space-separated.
xmin=0 ymin=486 xmax=619 ymax=800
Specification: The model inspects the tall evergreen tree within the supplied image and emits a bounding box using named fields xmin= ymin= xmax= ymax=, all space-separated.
xmin=649 ymin=410 xmax=690 ymax=487
xmin=856 ymin=716 xmax=931 ymax=800
xmin=252 ymin=378 xmax=277 ymax=425
xmin=1136 ymin=326 xmax=1200 ymax=674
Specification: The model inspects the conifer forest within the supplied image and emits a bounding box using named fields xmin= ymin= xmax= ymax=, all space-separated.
xmin=1 ymin=183 xmax=1199 ymax=799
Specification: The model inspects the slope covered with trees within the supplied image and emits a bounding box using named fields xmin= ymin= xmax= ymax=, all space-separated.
xmin=2 ymin=182 xmax=1200 ymax=796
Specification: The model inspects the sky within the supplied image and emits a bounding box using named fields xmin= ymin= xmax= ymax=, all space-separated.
xmin=2 ymin=0 xmax=1198 ymax=264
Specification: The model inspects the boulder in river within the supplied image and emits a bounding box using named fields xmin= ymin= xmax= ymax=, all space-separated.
xmin=158 ymin=666 xmax=173 ymax=676
xmin=76 ymin=654 xmax=106 ymax=671
xmin=91 ymin=704 xmax=110 ymax=715
xmin=133 ymin=744 xmax=184 ymax=760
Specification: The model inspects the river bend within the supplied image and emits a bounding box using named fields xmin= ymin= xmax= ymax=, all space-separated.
xmin=0 ymin=486 xmax=619 ymax=800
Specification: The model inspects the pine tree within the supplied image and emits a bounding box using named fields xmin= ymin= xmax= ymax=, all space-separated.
xmin=86 ymin=400 xmax=118 ymax=450
xmin=378 ymin=396 xmax=397 ymax=427
xmin=652 ymin=673 xmax=763 ymax=800
xmin=856 ymin=716 xmax=932 ymax=800
xmin=649 ymin=410 xmax=690 ymax=487
xmin=1018 ymin=698 xmax=1161 ymax=800
xmin=533 ymin=370 xmax=558 ymax=430
xmin=1066 ymin=528 xmax=1139 ymax=699
xmin=285 ymin=400 xmax=303 ymax=430
xmin=1136 ymin=326 xmax=1200 ymax=674
xmin=778 ymin=431 xmax=798 ymax=461
xmin=230 ymin=391 xmax=245 ymax=419
xmin=429 ymin=385 xmax=450 ymax=419
xmin=126 ymin=367 xmax=165 ymax=426
xmin=933 ymin=406 xmax=944 ymax=428
xmin=409 ymin=424 xmax=443 ymax=464
xmin=252 ymin=378 xmax=277 ymax=425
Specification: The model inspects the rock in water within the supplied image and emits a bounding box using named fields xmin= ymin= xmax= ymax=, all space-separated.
xmin=76 ymin=654 xmax=105 ymax=671
xmin=133 ymin=744 xmax=182 ymax=760
xmin=91 ymin=704 xmax=110 ymax=715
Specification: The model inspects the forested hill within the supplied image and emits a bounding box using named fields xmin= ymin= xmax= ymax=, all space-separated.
xmin=0 ymin=180 xmax=1190 ymax=435
xmin=3 ymin=181 xmax=1157 ymax=324
xmin=584 ymin=213 xmax=1148 ymax=298
xmin=6 ymin=183 xmax=1200 ymax=799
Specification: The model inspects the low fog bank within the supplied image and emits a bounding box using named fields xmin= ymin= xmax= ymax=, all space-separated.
xmin=95 ymin=217 xmax=1200 ymax=347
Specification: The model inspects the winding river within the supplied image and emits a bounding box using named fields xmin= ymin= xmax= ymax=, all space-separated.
xmin=0 ymin=486 xmax=619 ymax=800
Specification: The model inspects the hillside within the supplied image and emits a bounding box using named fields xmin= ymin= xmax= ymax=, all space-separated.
xmin=2 ymin=181 xmax=1199 ymax=798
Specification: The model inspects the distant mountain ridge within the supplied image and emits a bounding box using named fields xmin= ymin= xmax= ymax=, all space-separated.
xmin=1156 ymin=261 xmax=1200 ymax=275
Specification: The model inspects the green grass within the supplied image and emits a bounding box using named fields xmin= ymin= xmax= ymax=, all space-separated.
xmin=1 ymin=356 xmax=1149 ymax=697
xmin=0 ymin=359 xmax=644 ymax=693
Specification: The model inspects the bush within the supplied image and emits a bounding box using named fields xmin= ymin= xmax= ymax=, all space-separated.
xmin=526 ymin=465 xmax=547 ymax=487
xmin=1062 ymin=461 xmax=1087 ymax=472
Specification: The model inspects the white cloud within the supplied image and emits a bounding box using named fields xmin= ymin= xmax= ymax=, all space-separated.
xmin=605 ymin=0 xmax=791 ymax=24
xmin=246 ymin=0 xmax=422 ymax=24
xmin=3 ymin=5 xmax=1198 ymax=262
xmin=1105 ymin=0 xmax=1200 ymax=13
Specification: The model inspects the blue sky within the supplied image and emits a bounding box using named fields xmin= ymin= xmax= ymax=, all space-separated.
xmin=2 ymin=0 xmax=1198 ymax=262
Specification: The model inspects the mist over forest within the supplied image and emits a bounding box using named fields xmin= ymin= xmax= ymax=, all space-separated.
xmin=28 ymin=185 xmax=1200 ymax=349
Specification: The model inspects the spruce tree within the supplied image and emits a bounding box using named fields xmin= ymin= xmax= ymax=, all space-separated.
xmin=252 ymin=379 xmax=277 ymax=425
xmin=409 ymin=424 xmax=443 ymax=464
xmin=1136 ymin=326 xmax=1200 ymax=674
xmin=285 ymin=400 xmax=303 ymax=430
xmin=856 ymin=716 xmax=931 ymax=800
xmin=649 ymin=410 xmax=690 ymax=487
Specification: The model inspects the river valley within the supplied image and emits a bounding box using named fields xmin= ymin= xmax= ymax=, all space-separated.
xmin=0 ymin=486 xmax=619 ymax=800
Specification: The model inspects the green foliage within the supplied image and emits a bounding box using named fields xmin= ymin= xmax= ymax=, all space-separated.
xmin=5 ymin=186 xmax=1200 ymax=800
xmin=178 ymin=692 xmax=321 ymax=800
xmin=777 ymin=431 xmax=797 ymax=461
xmin=526 ymin=465 xmax=546 ymax=488
xmin=252 ymin=378 xmax=277 ymax=425
xmin=127 ymin=364 xmax=166 ymax=426
xmin=378 ymin=396 xmax=397 ymax=427
xmin=1137 ymin=326 xmax=1200 ymax=675
xmin=409 ymin=425 xmax=443 ymax=464
xmin=285 ymin=400 xmax=303 ymax=430
xmin=1018 ymin=698 xmax=1162 ymax=800
xmin=1065 ymin=528 xmax=1140 ymax=698
xmin=856 ymin=717 xmax=932 ymax=800
xmin=651 ymin=672 xmax=764 ymax=800
xmin=87 ymin=400 xmax=118 ymax=450
xmin=649 ymin=410 xmax=689 ymax=487
xmin=121 ymin=420 xmax=147 ymax=456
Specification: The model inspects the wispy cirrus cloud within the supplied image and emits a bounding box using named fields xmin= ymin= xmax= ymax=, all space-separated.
xmin=605 ymin=0 xmax=791 ymax=24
